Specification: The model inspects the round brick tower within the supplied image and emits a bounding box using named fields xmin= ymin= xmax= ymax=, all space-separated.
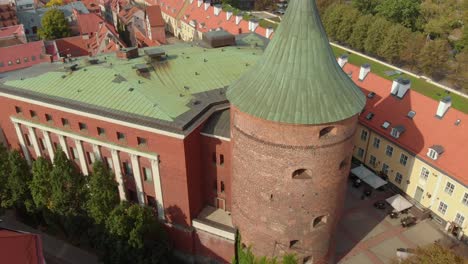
xmin=226 ymin=0 xmax=366 ymax=263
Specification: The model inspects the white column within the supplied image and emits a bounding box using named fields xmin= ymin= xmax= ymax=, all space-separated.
xmin=429 ymin=172 xmax=443 ymax=209
xmin=111 ymin=149 xmax=126 ymax=201
xmin=27 ymin=127 xmax=41 ymax=158
xmin=58 ymin=135 xmax=69 ymax=159
xmin=42 ymin=130 xmax=55 ymax=161
xmin=151 ymin=158 xmax=165 ymax=220
xmin=92 ymin=144 xmax=101 ymax=161
xmin=13 ymin=122 xmax=31 ymax=165
xmin=130 ymin=154 xmax=145 ymax=205
xmin=74 ymin=139 xmax=89 ymax=176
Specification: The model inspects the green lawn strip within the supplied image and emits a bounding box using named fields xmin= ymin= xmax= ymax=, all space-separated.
xmin=332 ymin=46 xmax=468 ymax=113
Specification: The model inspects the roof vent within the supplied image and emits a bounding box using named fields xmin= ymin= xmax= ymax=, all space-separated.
xmin=359 ymin=64 xmax=371 ymax=81
xmin=202 ymin=30 xmax=235 ymax=48
xmin=144 ymin=48 xmax=166 ymax=61
xmin=347 ymin=71 xmax=352 ymax=78
xmin=427 ymin=145 xmax=444 ymax=160
xmin=235 ymin=13 xmax=242 ymax=25
xmin=134 ymin=64 xmax=152 ymax=76
xmin=367 ymin=92 xmax=375 ymax=99
xmin=391 ymin=78 xmax=411 ymax=98
xmin=390 ymin=125 xmax=405 ymax=139
xmin=436 ymin=96 xmax=451 ymax=118
xmin=86 ymin=57 xmax=99 ymax=64
xmin=407 ymin=110 xmax=416 ymax=119
xmin=455 ymin=119 xmax=461 ymax=126
xmin=337 ymin=54 xmax=348 ymax=68
xmin=116 ymin=47 xmax=138 ymax=59
xmin=64 ymin=64 xmax=78 ymax=71
xmin=382 ymin=121 xmax=390 ymax=129
xmin=365 ymin=112 xmax=374 ymax=120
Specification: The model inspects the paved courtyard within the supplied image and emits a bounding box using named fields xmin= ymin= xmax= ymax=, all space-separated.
xmin=335 ymin=181 xmax=466 ymax=264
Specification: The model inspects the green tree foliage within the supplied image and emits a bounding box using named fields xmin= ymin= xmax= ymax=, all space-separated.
xmin=401 ymin=32 xmax=426 ymax=70
xmin=375 ymin=0 xmax=421 ymax=31
xmin=1 ymin=150 xmax=34 ymax=211
xmin=417 ymin=39 xmax=450 ymax=79
xmin=347 ymin=14 xmax=373 ymax=51
xmin=378 ymin=24 xmax=411 ymax=64
xmin=30 ymin=157 xmax=53 ymax=210
xmin=449 ymin=51 xmax=468 ymax=91
xmin=316 ymin=0 xmax=340 ymax=14
xmin=352 ymin=0 xmax=379 ymax=15
xmin=396 ymin=243 xmax=465 ymax=264
xmin=364 ymin=16 xmax=392 ymax=55
xmin=233 ymin=233 xmax=297 ymax=264
xmin=49 ymin=147 xmax=86 ymax=217
xmin=420 ymin=0 xmax=460 ymax=38
xmin=38 ymin=8 xmax=71 ymax=40
xmin=86 ymin=160 xmax=120 ymax=225
xmin=0 ymin=144 xmax=10 ymax=204
xmin=335 ymin=7 xmax=360 ymax=43
xmin=322 ymin=4 xmax=348 ymax=40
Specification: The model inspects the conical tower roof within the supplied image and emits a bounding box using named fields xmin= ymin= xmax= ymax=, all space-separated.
xmin=227 ymin=0 xmax=365 ymax=124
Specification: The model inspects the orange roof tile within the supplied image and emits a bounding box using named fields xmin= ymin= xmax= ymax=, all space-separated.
xmin=55 ymin=36 xmax=90 ymax=57
xmin=76 ymin=13 xmax=106 ymax=35
xmin=146 ymin=5 xmax=164 ymax=27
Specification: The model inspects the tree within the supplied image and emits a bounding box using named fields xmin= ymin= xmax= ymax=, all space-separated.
xmin=364 ymin=16 xmax=391 ymax=55
xmin=378 ymin=24 xmax=411 ymax=64
xmin=347 ymin=14 xmax=373 ymax=51
xmin=396 ymin=243 xmax=465 ymax=264
xmin=401 ymin=32 xmax=426 ymax=70
xmin=375 ymin=0 xmax=421 ymax=31
xmin=448 ymin=51 xmax=468 ymax=91
xmin=30 ymin=157 xmax=53 ymax=210
xmin=45 ymin=0 xmax=64 ymax=7
xmin=1 ymin=151 xmax=34 ymax=211
xmin=38 ymin=8 xmax=71 ymax=40
xmin=322 ymin=4 xmax=348 ymax=40
xmin=417 ymin=39 xmax=450 ymax=79
xmin=335 ymin=7 xmax=360 ymax=43
xmin=86 ymin=160 xmax=120 ymax=225
xmin=0 ymin=144 xmax=10 ymax=206
xmin=352 ymin=0 xmax=379 ymax=15
xmin=253 ymin=0 xmax=272 ymax=11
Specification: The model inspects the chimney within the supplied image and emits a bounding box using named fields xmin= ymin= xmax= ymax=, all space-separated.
xmin=337 ymin=54 xmax=348 ymax=68
xmin=204 ymin=1 xmax=210 ymax=10
xmin=213 ymin=4 xmax=221 ymax=16
xmin=436 ymin=96 xmax=451 ymax=118
xmin=250 ymin=19 xmax=258 ymax=32
xmin=235 ymin=13 xmax=242 ymax=25
xmin=197 ymin=0 xmax=202 ymax=7
xmin=226 ymin=10 xmax=232 ymax=20
xmin=391 ymin=78 xmax=411 ymax=98
xmin=358 ymin=63 xmax=370 ymax=81
xmin=266 ymin=27 xmax=274 ymax=38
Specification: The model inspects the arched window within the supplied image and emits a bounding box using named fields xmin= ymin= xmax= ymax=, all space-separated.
xmin=339 ymin=159 xmax=348 ymax=170
xmin=312 ymin=215 xmax=328 ymax=228
xmin=292 ymin=169 xmax=312 ymax=179
xmin=319 ymin=126 xmax=336 ymax=138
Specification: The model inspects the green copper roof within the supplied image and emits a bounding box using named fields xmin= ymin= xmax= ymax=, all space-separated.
xmin=226 ymin=0 xmax=365 ymax=124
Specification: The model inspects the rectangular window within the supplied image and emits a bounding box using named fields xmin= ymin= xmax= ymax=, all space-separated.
xmin=97 ymin=127 xmax=106 ymax=136
xmin=117 ymin=132 xmax=126 ymax=141
xmin=382 ymin=163 xmax=389 ymax=175
xmin=30 ymin=110 xmax=37 ymax=118
xmin=86 ymin=152 xmax=94 ymax=164
xmin=105 ymin=157 xmax=113 ymax=171
xmin=212 ymin=152 xmax=216 ymax=163
xmin=79 ymin=122 xmax=87 ymax=131
xmin=53 ymin=142 xmax=58 ymax=150
xmin=420 ymin=167 xmax=430 ymax=181
xmin=147 ymin=195 xmax=157 ymax=208
xmin=137 ymin=137 xmax=147 ymax=146
xmin=15 ymin=106 xmax=22 ymax=114
xmin=373 ymin=137 xmax=380 ymax=148
xmin=70 ymin=147 xmax=79 ymax=160
xmin=122 ymin=161 xmax=133 ymax=176
xmin=39 ymin=138 xmax=45 ymax=150
xmin=220 ymin=181 xmax=225 ymax=193
xmin=357 ymin=147 xmax=364 ymax=158
xmin=220 ymin=154 xmax=224 ymax=165
xmin=61 ymin=118 xmax=69 ymax=127
xmin=463 ymin=193 xmax=468 ymax=206
xmin=395 ymin=172 xmax=403 ymax=184
xmin=385 ymin=145 xmax=393 ymax=157
xmin=454 ymin=213 xmax=465 ymax=226
xmin=369 ymin=155 xmax=376 ymax=167
xmin=438 ymin=201 xmax=448 ymax=215
xmin=360 ymin=130 xmax=368 ymax=141
xmin=24 ymin=134 xmax=31 ymax=146
xmin=444 ymin=182 xmax=455 ymax=195
xmin=143 ymin=167 xmax=152 ymax=182
xmin=400 ymin=154 xmax=408 ymax=166
xmin=45 ymin=114 xmax=53 ymax=122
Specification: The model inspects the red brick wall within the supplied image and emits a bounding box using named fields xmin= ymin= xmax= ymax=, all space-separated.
xmin=230 ymin=106 xmax=358 ymax=262
xmin=194 ymin=229 xmax=235 ymax=263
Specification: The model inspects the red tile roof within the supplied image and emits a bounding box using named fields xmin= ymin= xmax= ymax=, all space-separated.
xmin=55 ymin=36 xmax=90 ymax=57
xmin=118 ymin=6 xmax=142 ymax=25
xmin=146 ymin=5 xmax=164 ymax=27
xmin=0 ymin=41 xmax=51 ymax=73
xmin=0 ymin=24 xmax=25 ymax=39
xmin=76 ymin=13 xmax=106 ymax=35
xmin=0 ymin=228 xmax=45 ymax=264
xmin=134 ymin=27 xmax=160 ymax=47
xmin=0 ymin=25 xmax=27 ymax=47
xmin=343 ymin=63 xmax=468 ymax=185
xmin=0 ymin=4 xmax=18 ymax=28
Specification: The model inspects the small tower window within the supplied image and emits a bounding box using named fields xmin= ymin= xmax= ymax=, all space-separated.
xmin=312 ymin=215 xmax=328 ymax=228
xmin=220 ymin=154 xmax=224 ymax=165
xmin=212 ymin=152 xmax=216 ymax=163
xmin=289 ymin=240 xmax=299 ymax=249
xmin=319 ymin=126 xmax=335 ymax=138
xmin=339 ymin=159 xmax=347 ymax=170
xmin=292 ymin=169 xmax=312 ymax=179
xmin=220 ymin=181 xmax=225 ymax=193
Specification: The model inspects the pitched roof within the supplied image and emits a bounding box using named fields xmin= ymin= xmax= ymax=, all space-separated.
xmin=0 ymin=4 xmax=18 ymax=28
xmin=146 ymin=5 xmax=164 ymax=27
xmin=0 ymin=228 xmax=44 ymax=264
xmin=0 ymin=41 xmax=50 ymax=73
xmin=344 ymin=63 xmax=468 ymax=186
xmin=55 ymin=36 xmax=89 ymax=57
xmin=0 ymin=24 xmax=25 ymax=39
xmin=227 ymin=0 xmax=365 ymax=124
xmin=76 ymin=13 xmax=105 ymax=35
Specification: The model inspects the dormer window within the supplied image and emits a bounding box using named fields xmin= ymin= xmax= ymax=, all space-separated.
xmin=382 ymin=121 xmax=390 ymax=129
xmin=390 ymin=125 xmax=405 ymax=139
xmin=427 ymin=145 xmax=444 ymax=160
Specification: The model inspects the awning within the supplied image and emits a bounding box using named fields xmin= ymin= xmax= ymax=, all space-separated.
xmin=351 ymin=165 xmax=387 ymax=189
xmin=386 ymin=194 xmax=413 ymax=212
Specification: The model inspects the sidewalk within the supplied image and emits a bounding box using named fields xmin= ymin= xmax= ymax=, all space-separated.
xmin=0 ymin=210 xmax=100 ymax=264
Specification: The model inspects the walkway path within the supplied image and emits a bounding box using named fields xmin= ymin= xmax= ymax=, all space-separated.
xmin=0 ymin=210 xmax=100 ymax=264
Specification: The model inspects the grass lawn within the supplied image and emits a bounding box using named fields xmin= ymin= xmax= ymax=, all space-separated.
xmin=332 ymin=46 xmax=468 ymax=114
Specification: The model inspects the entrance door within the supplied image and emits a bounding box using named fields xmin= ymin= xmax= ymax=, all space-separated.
xmin=414 ymin=187 xmax=424 ymax=203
